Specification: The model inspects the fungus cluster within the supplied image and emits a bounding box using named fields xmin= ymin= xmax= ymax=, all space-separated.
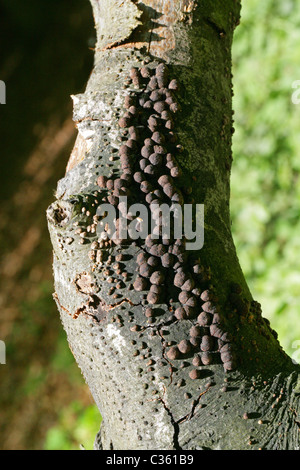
xmin=109 ymin=63 xmax=237 ymax=374
xmin=78 ymin=62 xmax=238 ymax=381
xmin=166 ymin=286 xmax=237 ymax=373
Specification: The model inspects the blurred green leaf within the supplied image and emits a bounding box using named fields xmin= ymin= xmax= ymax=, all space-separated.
xmin=232 ymin=0 xmax=300 ymax=356
xmin=44 ymin=402 xmax=101 ymax=450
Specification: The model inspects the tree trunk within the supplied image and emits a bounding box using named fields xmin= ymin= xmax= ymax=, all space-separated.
xmin=47 ymin=0 xmax=300 ymax=450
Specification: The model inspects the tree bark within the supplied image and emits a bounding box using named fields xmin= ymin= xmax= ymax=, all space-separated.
xmin=47 ymin=0 xmax=300 ymax=450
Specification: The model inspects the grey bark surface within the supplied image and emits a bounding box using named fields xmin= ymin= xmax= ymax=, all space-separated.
xmin=47 ymin=0 xmax=300 ymax=450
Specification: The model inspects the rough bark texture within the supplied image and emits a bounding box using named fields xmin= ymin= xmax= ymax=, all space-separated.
xmin=47 ymin=0 xmax=300 ymax=450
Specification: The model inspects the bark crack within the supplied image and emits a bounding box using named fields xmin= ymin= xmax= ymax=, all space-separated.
xmin=159 ymin=396 xmax=182 ymax=450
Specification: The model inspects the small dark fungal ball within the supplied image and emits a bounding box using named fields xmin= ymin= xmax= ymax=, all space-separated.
xmin=120 ymin=155 xmax=132 ymax=169
xmin=178 ymin=339 xmax=191 ymax=355
xmin=163 ymin=183 xmax=176 ymax=199
xmin=129 ymin=124 xmax=139 ymax=136
xmin=150 ymin=271 xmax=165 ymax=285
xmin=201 ymin=352 xmax=213 ymax=365
xmin=114 ymin=178 xmax=123 ymax=190
xmin=121 ymin=173 xmax=132 ymax=184
xmin=149 ymin=153 xmax=163 ymax=166
xmin=192 ymin=287 xmax=202 ymax=297
xmin=166 ymin=153 xmax=175 ymax=164
xmin=189 ymin=326 xmax=201 ymax=338
xmin=139 ymin=262 xmax=153 ymax=278
xmin=147 ymin=292 xmax=160 ymax=305
xmin=167 ymin=346 xmax=180 ymax=360
xmin=133 ymin=172 xmax=144 ymax=183
xmin=202 ymin=302 xmax=217 ymax=314
xmin=156 ymin=63 xmax=168 ymax=76
xmin=160 ymin=110 xmax=171 ymax=121
xmin=170 ymin=167 xmax=181 ymax=178
xmin=168 ymin=79 xmax=179 ymax=91
xmin=148 ymin=115 xmax=159 ymax=131
xmin=220 ymin=343 xmax=235 ymax=354
xmin=153 ymin=101 xmax=166 ymax=114
xmin=130 ymin=67 xmax=139 ymax=79
xmin=192 ymin=355 xmax=202 ymax=367
xmin=189 ymin=369 xmax=201 ymax=380
xmin=223 ymin=360 xmax=236 ymax=372
xmin=97 ymin=175 xmax=107 ymax=188
xmin=144 ymin=137 xmax=153 ymax=147
xmin=184 ymin=306 xmax=196 ymax=318
xmin=107 ymin=195 xmax=119 ymax=206
xmin=193 ymin=263 xmax=203 ymax=275
xmin=152 ymin=131 xmax=165 ymax=144
xmin=197 ymin=314 xmax=211 ymax=330
xmin=126 ymin=139 xmax=137 ymax=150
xmin=200 ymin=335 xmax=213 ymax=352
xmin=201 ymin=290 xmax=214 ymax=302
xmin=154 ymin=145 xmax=167 ymax=155
xmin=119 ymin=144 xmax=131 ymax=157
xmin=181 ymin=277 xmax=195 ymax=292
xmin=133 ymin=276 xmax=148 ymax=292
xmin=124 ymin=95 xmax=134 ymax=109
xmin=145 ymin=193 xmax=157 ymax=204
xmin=158 ymin=175 xmax=172 ymax=187
xmin=210 ymin=324 xmax=224 ymax=339
xmin=189 ymin=336 xmax=200 ymax=348
xmin=150 ymin=90 xmax=161 ymax=102
xmin=169 ymin=102 xmax=179 ymax=113
xmin=157 ymin=76 xmax=168 ymax=88
xmin=145 ymin=234 xmax=156 ymax=247
xmin=140 ymin=66 xmax=151 ymax=78
xmin=144 ymin=164 xmax=157 ymax=176
xmin=150 ymin=284 xmax=162 ymax=294
xmin=149 ymin=244 xmax=167 ymax=257
xmin=132 ymin=75 xmax=140 ymax=88
xmin=212 ymin=313 xmax=222 ymax=324
xmin=174 ymin=307 xmax=186 ymax=320
xmin=145 ymin=307 xmax=154 ymax=318
xmin=119 ymin=117 xmax=131 ymax=128
xmin=161 ymin=253 xmax=175 ymax=268
xmin=140 ymin=181 xmax=153 ymax=193
xmin=139 ymin=95 xmax=147 ymax=107
xmin=179 ymin=291 xmax=197 ymax=307
xmin=148 ymin=76 xmax=158 ymax=90
xmin=221 ymin=332 xmax=232 ymax=343
xmin=147 ymin=256 xmax=159 ymax=267
xmin=139 ymin=158 xmax=148 ymax=171
xmin=106 ymin=179 xmax=114 ymax=190
xmin=174 ymin=271 xmax=188 ymax=288
xmin=141 ymin=145 xmax=153 ymax=158
xmin=144 ymin=100 xmax=153 ymax=110
xmin=128 ymin=105 xmax=137 ymax=116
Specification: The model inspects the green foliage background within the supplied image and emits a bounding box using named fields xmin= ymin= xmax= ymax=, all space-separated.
xmin=232 ymin=0 xmax=300 ymax=356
